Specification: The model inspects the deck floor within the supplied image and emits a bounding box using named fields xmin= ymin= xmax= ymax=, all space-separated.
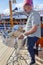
xmin=0 ymin=36 xmax=14 ymax=65
xmin=0 ymin=36 xmax=43 ymax=65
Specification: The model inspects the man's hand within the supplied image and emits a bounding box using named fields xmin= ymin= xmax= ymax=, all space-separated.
xmin=18 ymin=34 xmax=24 ymax=39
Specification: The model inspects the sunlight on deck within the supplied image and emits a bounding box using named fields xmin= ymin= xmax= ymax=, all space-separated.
xmin=0 ymin=36 xmax=43 ymax=65
xmin=0 ymin=36 xmax=14 ymax=65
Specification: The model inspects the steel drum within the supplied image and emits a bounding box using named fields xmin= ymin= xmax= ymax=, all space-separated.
xmin=2 ymin=25 xmax=25 ymax=48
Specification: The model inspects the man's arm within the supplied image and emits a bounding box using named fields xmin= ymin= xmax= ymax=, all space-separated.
xmin=24 ymin=24 xmax=38 ymax=36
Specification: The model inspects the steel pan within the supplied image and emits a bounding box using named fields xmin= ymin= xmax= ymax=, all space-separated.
xmin=2 ymin=25 xmax=25 ymax=48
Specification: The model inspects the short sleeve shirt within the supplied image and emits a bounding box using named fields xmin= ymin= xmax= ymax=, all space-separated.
xmin=25 ymin=10 xmax=41 ymax=38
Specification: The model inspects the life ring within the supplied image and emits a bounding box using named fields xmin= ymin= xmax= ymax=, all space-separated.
xmin=36 ymin=37 xmax=43 ymax=48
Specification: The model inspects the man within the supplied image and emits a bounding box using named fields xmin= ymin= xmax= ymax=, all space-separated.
xmin=19 ymin=0 xmax=41 ymax=65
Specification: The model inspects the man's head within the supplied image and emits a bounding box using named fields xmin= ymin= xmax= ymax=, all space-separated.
xmin=23 ymin=0 xmax=33 ymax=13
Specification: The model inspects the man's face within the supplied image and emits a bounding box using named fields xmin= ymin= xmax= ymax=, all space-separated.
xmin=23 ymin=5 xmax=32 ymax=13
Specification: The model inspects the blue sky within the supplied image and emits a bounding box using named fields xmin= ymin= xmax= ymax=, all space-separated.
xmin=0 ymin=0 xmax=43 ymax=14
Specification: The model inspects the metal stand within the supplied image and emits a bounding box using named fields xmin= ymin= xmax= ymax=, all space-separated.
xmin=6 ymin=38 xmax=30 ymax=65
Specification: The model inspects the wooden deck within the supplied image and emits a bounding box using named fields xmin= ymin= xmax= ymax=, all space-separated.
xmin=0 ymin=36 xmax=14 ymax=65
xmin=0 ymin=36 xmax=43 ymax=65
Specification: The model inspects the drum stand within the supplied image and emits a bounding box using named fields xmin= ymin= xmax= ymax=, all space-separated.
xmin=6 ymin=38 xmax=30 ymax=65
